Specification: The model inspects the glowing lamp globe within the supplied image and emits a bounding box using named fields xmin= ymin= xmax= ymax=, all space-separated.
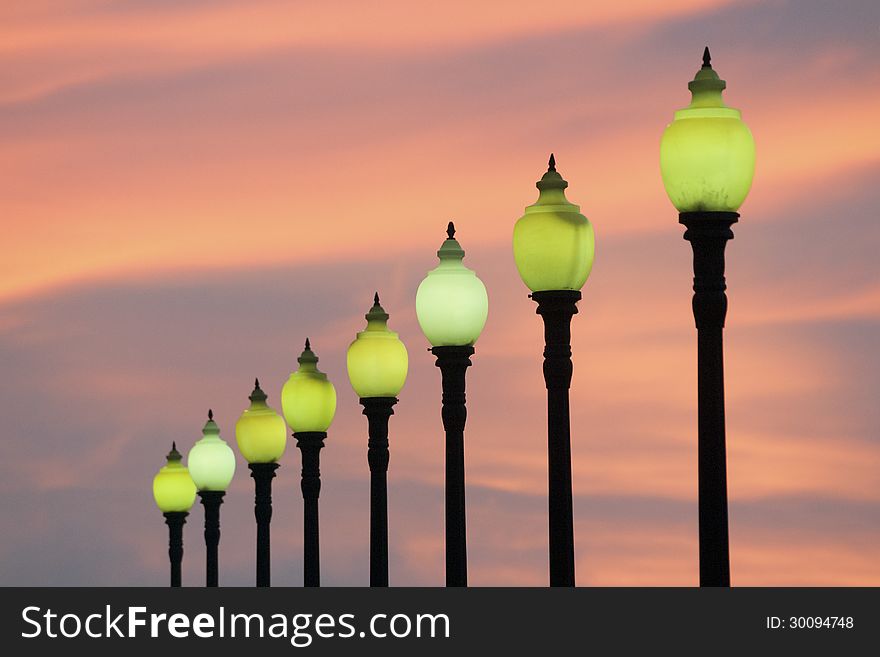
xmin=187 ymin=410 xmax=236 ymax=491
xmin=282 ymin=339 xmax=337 ymax=432
xmin=235 ymin=379 xmax=288 ymax=463
xmin=660 ymin=48 xmax=755 ymax=212
xmin=415 ymin=222 xmax=489 ymax=346
xmin=347 ymin=293 xmax=409 ymax=398
xmin=513 ymin=154 xmax=595 ymax=292
xmin=152 ymin=442 xmax=197 ymax=513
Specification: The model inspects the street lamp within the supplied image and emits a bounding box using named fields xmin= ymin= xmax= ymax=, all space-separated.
xmin=235 ymin=378 xmax=288 ymax=587
xmin=513 ymin=154 xmax=595 ymax=587
xmin=282 ymin=339 xmax=337 ymax=587
xmin=152 ymin=442 xmax=197 ymax=587
xmin=415 ymin=221 xmax=488 ymax=587
xmin=660 ymin=47 xmax=755 ymax=587
xmin=346 ymin=292 xmax=409 ymax=587
xmin=187 ymin=409 xmax=236 ymax=587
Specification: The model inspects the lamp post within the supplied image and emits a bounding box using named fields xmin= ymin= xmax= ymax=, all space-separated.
xmin=235 ymin=379 xmax=288 ymax=587
xmin=282 ymin=339 xmax=337 ymax=587
xmin=416 ymin=222 xmax=488 ymax=587
xmin=346 ymin=293 xmax=409 ymax=587
xmin=152 ymin=442 xmax=197 ymax=587
xmin=187 ymin=409 xmax=236 ymax=587
xmin=660 ymin=47 xmax=755 ymax=587
xmin=513 ymin=154 xmax=595 ymax=587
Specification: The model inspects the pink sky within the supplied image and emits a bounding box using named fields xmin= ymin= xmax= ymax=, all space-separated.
xmin=0 ymin=0 xmax=878 ymax=586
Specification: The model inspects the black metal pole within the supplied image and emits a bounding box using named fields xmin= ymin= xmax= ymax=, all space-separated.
xmin=249 ymin=463 xmax=279 ymax=587
xmin=198 ymin=491 xmax=224 ymax=587
xmin=680 ymin=210 xmax=737 ymax=587
xmin=360 ymin=397 xmax=397 ymax=587
xmin=531 ymin=290 xmax=580 ymax=587
xmin=431 ymin=345 xmax=473 ymax=587
xmin=296 ymin=431 xmax=326 ymax=587
xmin=163 ymin=511 xmax=187 ymax=588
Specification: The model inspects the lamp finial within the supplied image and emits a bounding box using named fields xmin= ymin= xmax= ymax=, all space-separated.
xmin=536 ymin=153 xmax=568 ymax=192
xmin=305 ymin=337 xmax=310 ymax=351
xmin=702 ymin=46 xmax=711 ymax=68
xmin=446 ymin=221 xmax=455 ymax=239
xmin=366 ymin=290 xmax=389 ymax=323
xmin=167 ymin=441 xmax=182 ymax=462
xmin=249 ymin=377 xmax=268 ymax=403
xmin=208 ymin=408 xmax=213 ymax=421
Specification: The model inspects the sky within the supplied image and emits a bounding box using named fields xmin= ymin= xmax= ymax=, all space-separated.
xmin=1 ymin=0 xmax=878 ymax=586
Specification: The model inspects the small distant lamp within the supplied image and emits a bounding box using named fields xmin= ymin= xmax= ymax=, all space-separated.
xmin=235 ymin=378 xmax=288 ymax=587
xmin=187 ymin=409 xmax=235 ymax=587
xmin=152 ymin=442 xmax=197 ymax=587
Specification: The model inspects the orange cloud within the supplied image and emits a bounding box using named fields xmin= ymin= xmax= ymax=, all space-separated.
xmin=1 ymin=0 xmax=739 ymax=102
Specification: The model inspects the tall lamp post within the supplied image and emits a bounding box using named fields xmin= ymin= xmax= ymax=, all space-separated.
xmin=187 ymin=409 xmax=236 ymax=587
xmin=152 ymin=442 xmax=197 ymax=587
xmin=282 ymin=339 xmax=337 ymax=587
xmin=513 ymin=154 xmax=595 ymax=587
xmin=235 ymin=379 xmax=288 ymax=587
xmin=346 ymin=293 xmax=409 ymax=587
xmin=416 ymin=222 xmax=488 ymax=587
xmin=660 ymin=47 xmax=755 ymax=587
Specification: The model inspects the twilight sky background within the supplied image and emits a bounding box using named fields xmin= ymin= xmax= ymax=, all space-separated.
xmin=1 ymin=0 xmax=879 ymax=586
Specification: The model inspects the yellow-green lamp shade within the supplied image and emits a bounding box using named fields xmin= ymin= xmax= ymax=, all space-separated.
xmin=235 ymin=379 xmax=288 ymax=463
xmin=347 ymin=293 xmax=408 ymax=398
xmin=152 ymin=442 xmax=197 ymax=513
xmin=415 ymin=222 xmax=489 ymax=346
xmin=660 ymin=48 xmax=755 ymax=212
xmin=282 ymin=340 xmax=337 ymax=432
xmin=187 ymin=410 xmax=236 ymax=491
xmin=513 ymin=154 xmax=595 ymax=292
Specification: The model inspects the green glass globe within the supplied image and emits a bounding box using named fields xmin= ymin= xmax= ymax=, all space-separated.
xmin=347 ymin=293 xmax=408 ymax=398
xmin=415 ymin=222 xmax=488 ymax=346
xmin=660 ymin=48 xmax=755 ymax=212
xmin=187 ymin=410 xmax=236 ymax=491
xmin=513 ymin=154 xmax=595 ymax=292
xmin=282 ymin=339 xmax=337 ymax=432
xmin=235 ymin=379 xmax=288 ymax=464
xmin=152 ymin=442 xmax=197 ymax=512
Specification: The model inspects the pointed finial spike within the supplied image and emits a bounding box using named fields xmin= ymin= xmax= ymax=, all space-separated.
xmin=548 ymin=153 xmax=556 ymax=171
xmin=249 ymin=377 xmax=268 ymax=403
xmin=702 ymin=46 xmax=711 ymax=68
xmin=446 ymin=221 xmax=455 ymax=239
xmin=172 ymin=441 xmax=177 ymax=451
xmin=374 ymin=291 xmax=380 ymax=305
xmin=208 ymin=408 xmax=213 ymax=421
xmin=305 ymin=337 xmax=311 ymax=350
